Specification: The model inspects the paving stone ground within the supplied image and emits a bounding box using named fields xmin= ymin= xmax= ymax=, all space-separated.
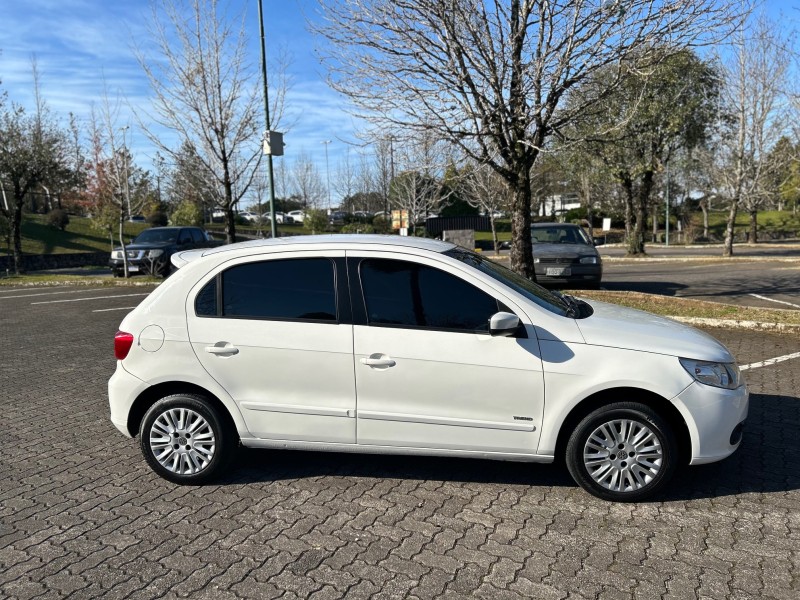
xmin=1 ymin=285 xmax=799 ymax=599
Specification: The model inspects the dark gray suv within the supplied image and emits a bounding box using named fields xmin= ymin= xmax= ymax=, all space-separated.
xmin=110 ymin=227 xmax=217 ymax=278
xmin=530 ymin=223 xmax=602 ymax=287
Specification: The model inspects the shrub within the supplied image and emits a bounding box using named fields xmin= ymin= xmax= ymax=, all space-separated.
xmin=170 ymin=201 xmax=203 ymax=226
xmin=372 ymin=214 xmax=392 ymax=234
xmin=303 ymin=209 xmax=329 ymax=234
xmin=340 ymin=223 xmax=376 ymax=234
xmin=47 ymin=209 xmax=70 ymax=231
xmin=147 ymin=211 xmax=169 ymax=227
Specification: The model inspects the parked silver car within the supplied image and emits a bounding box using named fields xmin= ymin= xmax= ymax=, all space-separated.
xmin=530 ymin=223 xmax=602 ymax=287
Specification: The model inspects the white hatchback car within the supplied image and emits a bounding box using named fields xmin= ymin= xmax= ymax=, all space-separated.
xmin=109 ymin=236 xmax=748 ymax=501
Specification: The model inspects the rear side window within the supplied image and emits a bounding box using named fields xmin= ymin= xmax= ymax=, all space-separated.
xmin=359 ymin=259 xmax=500 ymax=332
xmin=220 ymin=258 xmax=337 ymax=321
xmin=190 ymin=228 xmax=204 ymax=244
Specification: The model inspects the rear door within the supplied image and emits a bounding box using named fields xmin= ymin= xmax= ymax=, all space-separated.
xmin=185 ymin=251 xmax=356 ymax=443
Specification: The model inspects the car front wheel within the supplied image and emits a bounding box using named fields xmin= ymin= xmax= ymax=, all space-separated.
xmin=140 ymin=394 xmax=235 ymax=484
xmin=565 ymin=402 xmax=677 ymax=502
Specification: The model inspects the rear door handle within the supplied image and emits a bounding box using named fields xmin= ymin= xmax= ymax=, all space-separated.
xmin=205 ymin=343 xmax=239 ymax=357
xmin=360 ymin=355 xmax=396 ymax=368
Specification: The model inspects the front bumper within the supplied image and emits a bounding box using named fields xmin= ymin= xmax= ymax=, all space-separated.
xmin=109 ymin=256 xmax=167 ymax=274
xmin=534 ymin=264 xmax=602 ymax=286
xmin=672 ymin=381 xmax=749 ymax=465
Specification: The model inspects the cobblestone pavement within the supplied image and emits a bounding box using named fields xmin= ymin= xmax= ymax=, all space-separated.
xmin=1 ymin=286 xmax=799 ymax=600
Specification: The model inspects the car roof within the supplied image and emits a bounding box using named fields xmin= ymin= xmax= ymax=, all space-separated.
xmin=200 ymin=234 xmax=456 ymax=258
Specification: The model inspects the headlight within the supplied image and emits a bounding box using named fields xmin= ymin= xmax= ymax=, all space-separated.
xmin=533 ymin=258 xmax=540 ymax=263
xmin=679 ymin=358 xmax=742 ymax=389
xmin=579 ymin=255 xmax=598 ymax=264
xmin=112 ymin=251 xmax=122 ymax=260
xmin=146 ymin=249 xmax=164 ymax=258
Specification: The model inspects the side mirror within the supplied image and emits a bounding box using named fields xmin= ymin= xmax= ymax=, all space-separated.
xmin=489 ymin=311 xmax=520 ymax=337
xmin=592 ymin=236 xmax=605 ymax=246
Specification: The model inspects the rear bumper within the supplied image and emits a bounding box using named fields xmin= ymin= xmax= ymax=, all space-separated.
xmin=108 ymin=363 xmax=150 ymax=437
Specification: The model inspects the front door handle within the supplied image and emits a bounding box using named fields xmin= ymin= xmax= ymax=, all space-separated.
xmin=360 ymin=354 xmax=396 ymax=368
xmin=205 ymin=342 xmax=239 ymax=357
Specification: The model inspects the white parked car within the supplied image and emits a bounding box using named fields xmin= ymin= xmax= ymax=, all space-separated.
xmin=109 ymin=236 xmax=747 ymax=501
xmin=239 ymin=211 xmax=259 ymax=223
xmin=287 ymin=210 xmax=306 ymax=223
xmin=262 ymin=211 xmax=294 ymax=224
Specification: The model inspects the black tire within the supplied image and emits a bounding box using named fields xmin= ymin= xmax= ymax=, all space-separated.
xmin=139 ymin=394 xmax=236 ymax=485
xmin=565 ymin=402 xmax=677 ymax=502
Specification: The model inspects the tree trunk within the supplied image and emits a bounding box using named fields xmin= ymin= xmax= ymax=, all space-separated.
xmin=629 ymin=171 xmax=653 ymax=256
xmin=722 ymin=198 xmax=738 ymax=257
xmin=700 ymin=199 xmax=709 ymax=238
xmin=118 ymin=211 xmax=129 ymax=278
xmin=225 ymin=205 xmax=237 ymax=244
xmin=749 ymin=208 xmax=758 ymax=243
xmin=509 ymin=167 xmax=534 ymax=279
xmin=490 ymin=215 xmax=499 ymax=255
xmin=10 ymin=201 xmax=23 ymax=275
xmin=621 ymin=176 xmax=634 ymax=252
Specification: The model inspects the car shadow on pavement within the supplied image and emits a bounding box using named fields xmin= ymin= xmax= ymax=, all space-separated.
xmin=215 ymin=393 xmax=799 ymax=501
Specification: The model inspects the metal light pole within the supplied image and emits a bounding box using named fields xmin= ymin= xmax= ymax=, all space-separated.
xmin=257 ymin=0 xmax=277 ymax=239
xmin=321 ymin=140 xmax=331 ymax=208
xmin=665 ymin=163 xmax=670 ymax=247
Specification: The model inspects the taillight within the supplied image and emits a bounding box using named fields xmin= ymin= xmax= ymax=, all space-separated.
xmin=114 ymin=331 xmax=135 ymax=360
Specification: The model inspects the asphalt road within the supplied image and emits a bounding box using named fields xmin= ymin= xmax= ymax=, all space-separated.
xmin=600 ymin=259 xmax=800 ymax=310
xmin=1 ymin=285 xmax=799 ymax=599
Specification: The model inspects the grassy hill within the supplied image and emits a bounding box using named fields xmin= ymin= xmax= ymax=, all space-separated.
xmin=1 ymin=214 xmax=148 ymax=255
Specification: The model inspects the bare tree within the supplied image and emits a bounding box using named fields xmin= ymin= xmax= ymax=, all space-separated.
xmin=719 ymin=13 xmax=792 ymax=255
xmin=136 ymin=0 xmax=288 ymax=244
xmin=462 ymin=164 xmax=511 ymax=254
xmin=334 ymin=148 xmax=358 ymax=208
xmin=291 ymin=151 xmax=326 ymax=208
xmin=317 ymin=0 xmax=742 ymax=276
xmin=0 ymin=60 xmax=71 ymax=274
xmin=390 ymin=133 xmax=455 ymax=233
xmin=87 ymin=94 xmax=147 ymax=277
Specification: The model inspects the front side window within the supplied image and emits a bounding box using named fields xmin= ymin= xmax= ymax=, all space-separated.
xmin=217 ymin=258 xmax=337 ymax=321
xmin=359 ymin=259 xmax=500 ymax=332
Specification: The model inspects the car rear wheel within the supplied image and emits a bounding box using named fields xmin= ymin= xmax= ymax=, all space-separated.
xmin=140 ymin=394 xmax=235 ymax=484
xmin=565 ymin=402 xmax=677 ymax=502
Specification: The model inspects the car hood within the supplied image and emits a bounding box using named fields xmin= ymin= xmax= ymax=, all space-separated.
xmin=112 ymin=241 xmax=174 ymax=252
xmin=575 ymin=299 xmax=734 ymax=362
xmin=532 ymin=243 xmax=598 ymax=256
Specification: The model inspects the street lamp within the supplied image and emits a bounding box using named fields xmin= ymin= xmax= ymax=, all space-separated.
xmin=321 ymin=140 xmax=331 ymax=208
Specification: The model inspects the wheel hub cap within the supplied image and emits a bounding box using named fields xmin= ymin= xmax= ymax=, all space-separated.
xmin=583 ymin=418 xmax=663 ymax=493
xmin=149 ymin=408 xmax=216 ymax=475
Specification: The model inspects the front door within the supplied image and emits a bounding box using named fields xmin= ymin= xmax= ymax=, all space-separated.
xmin=350 ymin=254 xmax=545 ymax=455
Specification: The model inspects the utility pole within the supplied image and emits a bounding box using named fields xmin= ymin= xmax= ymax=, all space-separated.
xmin=665 ymin=163 xmax=670 ymax=247
xmin=321 ymin=140 xmax=331 ymax=209
xmin=257 ymin=0 xmax=278 ymax=239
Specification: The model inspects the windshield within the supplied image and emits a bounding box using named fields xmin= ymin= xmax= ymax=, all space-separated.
xmin=444 ymin=248 xmax=568 ymax=316
xmin=531 ymin=225 xmax=591 ymax=245
xmin=133 ymin=228 xmax=179 ymax=244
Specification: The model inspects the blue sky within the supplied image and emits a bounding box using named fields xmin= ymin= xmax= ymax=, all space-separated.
xmin=0 ymin=0 xmax=361 ymax=195
xmin=1 ymin=0 xmax=798 ymax=205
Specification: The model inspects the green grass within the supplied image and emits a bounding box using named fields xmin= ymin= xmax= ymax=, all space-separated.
xmin=701 ymin=210 xmax=800 ymax=238
xmin=1 ymin=214 xmax=148 ymax=255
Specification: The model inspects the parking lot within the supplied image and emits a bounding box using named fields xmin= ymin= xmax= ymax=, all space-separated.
xmin=1 ymin=285 xmax=799 ymax=599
